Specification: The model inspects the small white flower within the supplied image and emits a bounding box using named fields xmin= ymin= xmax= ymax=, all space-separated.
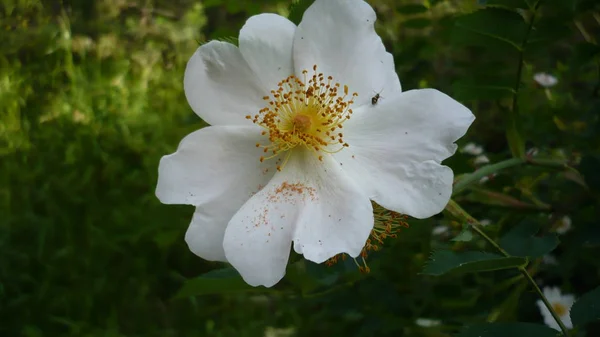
xmin=555 ymin=216 xmax=572 ymax=234
xmin=264 ymin=326 xmax=296 ymax=337
xmin=536 ymin=287 xmax=575 ymax=331
xmin=432 ymin=225 xmax=449 ymax=236
xmin=156 ymin=0 xmax=474 ymax=287
xmin=479 ymin=219 xmax=492 ymax=226
xmin=542 ymin=254 xmax=558 ymax=265
xmin=415 ymin=318 xmax=441 ymax=327
xmin=553 ymin=148 xmax=567 ymax=158
xmin=461 ymin=142 xmax=484 ymax=156
xmin=474 ymin=155 xmax=490 ymax=165
xmin=526 ymin=147 xmax=539 ymax=157
xmin=534 ymin=72 xmax=558 ymax=88
xmin=479 ymin=173 xmax=496 ymax=184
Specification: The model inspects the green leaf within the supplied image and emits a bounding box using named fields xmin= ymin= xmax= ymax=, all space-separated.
xmin=403 ymin=18 xmax=432 ymax=29
xmin=452 ymin=8 xmax=527 ymax=50
xmin=397 ymin=4 xmax=429 ymax=14
xmin=288 ymin=0 xmax=314 ymax=25
xmin=571 ymin=286 xmax=600 ymax=327
xmin=570 ymin=43 xmax=600 ymax=69
xmin=499 ymin=222 xmax=559 ymax=258
xmin=285 ymin=260 xmax=323 ymax=294
xmin=216 ymin=36 xmax=239 ymax=46
xmin=528 ymin=20 xmax=571 ymax=50
xmin=422 ymin=250 xmax=527 ymax=276
xmin=576 ymin=0 xmax=600 ymax=12
xmin=452 ymin=82 xmax=515 ymax=101
xmin=580 ymin=155 xmax=600 ymax=193
xmin=485 ymin=0 xmax=529 ymax=9
xmin=175 ymin=267 xmax=263 ymax=298
xmin=452 ymin=225 xmax=474 ymax=242
xmin=457 ymin=323 xmax=559 ymax=337
xmin=152 ymin=229 xmax=181 ymax=248
xmin=574 ymin=221 xmax=600 ymax=247
xmin=487 ymin=283 xmax=527 ymax=322
xmin=506 ymin=109 xmax=525 ymax=159
xmin=466 ymin=188 xmax=547 ymax=210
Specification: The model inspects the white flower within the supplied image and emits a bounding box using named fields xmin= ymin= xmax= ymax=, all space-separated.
xmin=533 ymin=72 xmax=558 ymax=88
xmin=264 ymin=326 xmax=296 ymax=337
xmin=432 ymin=225 xmax=449 ymax=236
xmin=461 ymin=142 xmax=483 ymax=156
xmin=479 ymin=172 xmax=496 ymax=184
xmin=555 ymin=216 xmax=572 ymax=234
xmin=526 ymin=147 xmax=539 ymax=157
xmin=415 ymin=318 xmax=441 ymax=327
xmin=155 ymin=0 xmax=474 ymax=287
xmin=474 ymin=155 xmax=490 ymax=165
xmin=542 ymin=254 xmax=558 ymax=265
xmin=536 ymin=287 xmax=575 ymax=331
xmin=479 ymin=219 xmax=492 ymax=226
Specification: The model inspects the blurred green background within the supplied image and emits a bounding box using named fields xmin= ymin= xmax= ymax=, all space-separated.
xmin=1 ymin=0 xmax=599 ymax=336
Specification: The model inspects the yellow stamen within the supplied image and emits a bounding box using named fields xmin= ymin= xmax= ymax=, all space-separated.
xmin=250 ymin=65 xmax=357 ymax=170
xmin=552 ymin=303 xmax=567 ymax=316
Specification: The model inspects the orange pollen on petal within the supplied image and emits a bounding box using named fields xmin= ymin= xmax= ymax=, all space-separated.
xmin=267 ymin=181 xmax=317 ymax=205
xmin=248 ymin=65 xmax=357 ymax=168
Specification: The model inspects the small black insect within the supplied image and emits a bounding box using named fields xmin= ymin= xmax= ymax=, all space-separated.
xmin=371 ymin=93 xmax=380 ymax=105
xmin=371 ymin=89 xmax=384 ymax=105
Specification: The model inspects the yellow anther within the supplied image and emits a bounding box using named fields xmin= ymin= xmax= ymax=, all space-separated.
xmin=249 ymin=65 xmax=357 ymax=170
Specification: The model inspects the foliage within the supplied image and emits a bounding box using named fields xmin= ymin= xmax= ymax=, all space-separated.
xmin=1 ymin=0 xmax=599 ymax=336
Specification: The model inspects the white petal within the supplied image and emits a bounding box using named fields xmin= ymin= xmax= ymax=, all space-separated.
xmin=461 ymin=142 xmax=484 ymax=156
xmin=555 ymin=216 xmax=572 ymax=234
xmin=223 ymin=150 xmax=373 ymax=287
xmin=293 ymin=0 xmax=400 ymax=107
xmin=239 ymin=14 xmax=296 ymax=91
xmin=561 ymin=314 xmax=573 ymax=329
xmin=289 ymin=153 xmax=374 ymax=263
xmin=537 ymin=299 xmax=560 ymax=331
xmin=335 ymin=89 xmax=475 ymax=218
xmin=222 ymin=170 xmax=299 ymax=287
xmin=184 ymin=41 xmax=267 ymax=126
xmin=432 ymin=225 xmax=449 ymax=236
xmin=185 ymin=204 xmax=231 ymax=262
xmin=533 ymin=72 xmax=558 ymax=87
xmin=156 ymin=125 xmax=276 ymax=206
xmin=562 ymin=294 xmax=576 ymax=307
xmin=474 ymin=155 xmax=490 ymax=165
xmin=545 ymin=286 xmax=560 ymax=300
xmin=415 ymin=318 xmax=442 ymax=327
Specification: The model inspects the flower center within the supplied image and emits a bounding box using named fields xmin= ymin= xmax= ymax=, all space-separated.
xmin=292 ymin=114 xmax=312 ymax=132
xmin=552 ymin=302 xmax=567 ymax=316
xmin=246 ymin=65 xmax=357 ymax=171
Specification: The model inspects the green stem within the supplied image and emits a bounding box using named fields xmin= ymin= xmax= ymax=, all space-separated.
xmin=445 ymin=199 xmax=571 ymax=336
xmin=453 ymin=158 xmax=524 ymax=195
xmin=452 ymin=157 xmax=572 ymax=196
xmin=468 ymin=187 xmax=552 ymax=211
xmin=506 ymin=0 xmax=543 ymax=158
xmin=471 ymin=225 xmax=512 ymax=257
xmin=519 ymin=267 xmax=570 ymax=336
xmin=446 ymin=200 xmax=512 ymax=257
xmin=527 ymin=157 xmax=570 ymax=168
